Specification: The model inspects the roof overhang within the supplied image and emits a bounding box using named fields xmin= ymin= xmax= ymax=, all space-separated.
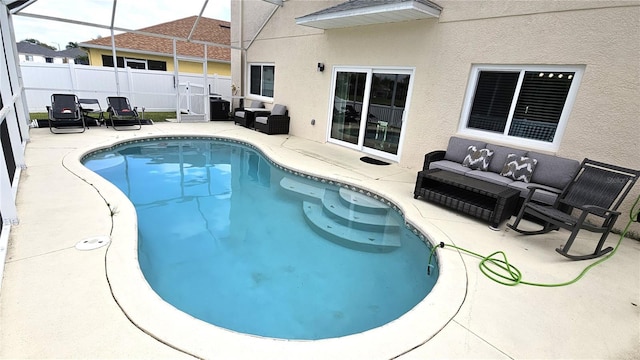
xmin=295 ymin=0 xmax=441 ymax=30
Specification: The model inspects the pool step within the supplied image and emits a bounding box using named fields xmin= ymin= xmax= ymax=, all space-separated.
xmin=282 ymin=176 xmax=402 ymax=251
xmin=338 ymin=188 xmax=390 ymax=215
xmin=322 ymin=190 xmax=399 ymax=231
xmin=303 ymin=201 xmax=401 ymax=252
xmin=280 ymin=177 xmax=325 ymax=200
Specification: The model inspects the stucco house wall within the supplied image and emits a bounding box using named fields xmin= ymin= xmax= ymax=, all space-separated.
xmin=233 ymin=0 xmax=640 ymax=234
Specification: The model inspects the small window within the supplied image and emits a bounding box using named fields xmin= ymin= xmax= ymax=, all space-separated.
xmin=460 ymin=65 xmax=583 ymax=150
xmin=125 ymin=58 xmax=146 ymax=69
xmin=249 ymin=64 xmax=275 ymax=98
xmin=45 ymin=57 xmax=53 ymax=63
xmin=102 ymin=55 xmax=124 ymax=68
xmin=148 ymin=60 xmax=167 ymax=71
xmin=25 ymin=55 xmax=33 ymax=62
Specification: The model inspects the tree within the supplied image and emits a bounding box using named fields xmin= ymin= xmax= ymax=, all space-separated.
xmin=66 ymin=42 xmax=78 ymax=49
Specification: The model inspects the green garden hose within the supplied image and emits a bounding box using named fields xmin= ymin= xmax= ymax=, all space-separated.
xmin=427 ymin=193 xmax=640 ymax=287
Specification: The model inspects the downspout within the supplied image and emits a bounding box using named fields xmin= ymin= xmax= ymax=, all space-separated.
xmin=173 ymin=39 xmax=180 ymax=122
xmin=110 ymin=0 xmax=120 ymax=95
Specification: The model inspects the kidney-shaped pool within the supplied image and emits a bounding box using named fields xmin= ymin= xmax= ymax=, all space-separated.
xmin=82 ymin=137 xmax=439 ymax=340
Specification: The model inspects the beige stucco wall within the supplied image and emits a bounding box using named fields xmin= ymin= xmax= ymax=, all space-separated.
xmin=86 ymin=49 xmax=231 ymax=75
xmin=235 ymin=0 xmax=640 ymax=234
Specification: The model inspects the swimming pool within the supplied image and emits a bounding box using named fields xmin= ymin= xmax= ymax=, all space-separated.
xmin=83 ymin=137 xmax=439 ymax=340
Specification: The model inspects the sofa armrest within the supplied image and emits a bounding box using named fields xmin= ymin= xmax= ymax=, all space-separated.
xmin=423 ymin=150 xmax=446 ymax=171
xmin=525 ymin=184 xmax=562 ymax=194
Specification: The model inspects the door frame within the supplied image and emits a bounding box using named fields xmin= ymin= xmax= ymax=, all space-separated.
xmin=326 ymin=66 xmax=415 ymax=163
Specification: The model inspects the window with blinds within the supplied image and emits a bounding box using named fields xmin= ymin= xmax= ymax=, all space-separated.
xmin=468 ymin=71 xmax=519 ymax=133
xmin=509 ymin=71 xmax=573 ymax=142
xmin=463 ymin=66 xmax=579 ymax=146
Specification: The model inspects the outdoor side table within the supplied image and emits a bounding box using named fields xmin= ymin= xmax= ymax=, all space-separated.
xmin=241 ymin=107 xmax=265 ymax=129
xmin=414 ymin=169 xmax=520 ymax=230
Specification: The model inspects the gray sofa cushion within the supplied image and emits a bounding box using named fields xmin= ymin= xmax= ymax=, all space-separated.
xmin=255 ymin=116 xmax=268 ymax=124
xmin=486 ymin=144 xmax=528 ymax=174
xmin=508 ymin=181 xmax=561 ymax=205
xmin=429 ymin=160 xmax=472 ymax=174
xmin=527 ymin=151 xmax=580 ymax=189
xmin=465 ymin=170 xmax=515 ymax=186
xmin=444 ymin=137 xmax=487 ymax=163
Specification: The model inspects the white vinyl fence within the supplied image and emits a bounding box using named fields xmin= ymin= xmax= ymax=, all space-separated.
xmin=20 ymin=62 xmax=232 ymax=114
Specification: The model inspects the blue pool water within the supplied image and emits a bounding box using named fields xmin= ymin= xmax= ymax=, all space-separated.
xmin=82 ymin=137 xmax=438 ymax=340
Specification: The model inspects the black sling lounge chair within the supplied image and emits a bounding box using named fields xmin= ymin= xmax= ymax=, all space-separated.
xmin=47 ymin=94 xmax=86 ymax=134
xmin=106 ymin=96 xmax=142 ymax=130
xmin=508 ymin=158 xmax=639 ymax=260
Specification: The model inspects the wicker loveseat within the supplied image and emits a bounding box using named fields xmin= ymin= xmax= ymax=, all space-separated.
xmin=422 ymin=136 xmax=580 ymax=206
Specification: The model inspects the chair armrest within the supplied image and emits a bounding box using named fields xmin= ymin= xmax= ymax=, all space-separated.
xmin=267 ymin=114 xmax=290 ymax=123
xmin=423 ymin=150 xmax=446 ymax=171
xmin=579 ymin=205 xmax=621 ymax=218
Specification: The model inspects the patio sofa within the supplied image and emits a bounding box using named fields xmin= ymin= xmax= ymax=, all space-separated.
xmin=422 ymin=136 xmax=580 ymax=206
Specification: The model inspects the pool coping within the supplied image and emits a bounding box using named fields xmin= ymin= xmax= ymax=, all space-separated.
xmin=64 ymin=132 xmax=468 ymax=359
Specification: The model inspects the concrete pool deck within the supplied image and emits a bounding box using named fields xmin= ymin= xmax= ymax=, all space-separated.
xmin=1 ymin=121 xmax=639 ymax=359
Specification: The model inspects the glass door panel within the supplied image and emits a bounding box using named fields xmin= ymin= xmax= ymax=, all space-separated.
xmin=330 ymin=71 xmax=367 ymax=145
xmin=363 ymin=73 xmax=410 ymax=155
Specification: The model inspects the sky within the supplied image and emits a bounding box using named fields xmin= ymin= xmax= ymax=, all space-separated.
xmin=11 ymin=0 xmax=231 ymax=50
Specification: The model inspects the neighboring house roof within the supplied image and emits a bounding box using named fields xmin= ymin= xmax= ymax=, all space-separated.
xmin=16 ymin=40 xmax=86 ymax=59
xmin=16 ymin=40 xmax=59 ymax=57
xmin=79 ymin=16 xmax=230 ymax=62
xmin=57 ymin=47 xmax=87 ymax=58
xmin=296 ymin=0 xmax=442 ymax=29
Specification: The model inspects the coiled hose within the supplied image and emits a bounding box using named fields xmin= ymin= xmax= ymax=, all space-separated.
xmin=427 ymin=193 xmax=640 ymax=287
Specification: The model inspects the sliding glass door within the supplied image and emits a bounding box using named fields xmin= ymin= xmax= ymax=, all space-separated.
xmin=328 ymin=67 xmax=413 ymax=161
xmin=330 ymin=71 xmax=367 ymax=145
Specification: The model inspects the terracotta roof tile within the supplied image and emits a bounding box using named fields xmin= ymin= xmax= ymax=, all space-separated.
xmin=80 ymin=16 xmax=230 ymax=62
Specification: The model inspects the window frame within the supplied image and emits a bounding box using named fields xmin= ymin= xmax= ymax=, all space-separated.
xmin=247 ymin=63 xmax=275 ymax=101
xmin=458 ymin=64 xmax=584 ymax=152
xmin=125 ymin=58 xmax=147 ymax=70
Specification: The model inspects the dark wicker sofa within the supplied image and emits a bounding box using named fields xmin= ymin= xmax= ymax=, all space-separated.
xmin=422 ymin=136 xmax=580 ymax=206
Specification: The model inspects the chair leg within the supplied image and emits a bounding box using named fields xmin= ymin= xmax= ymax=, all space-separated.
xmin=555 ymin=228 xmax=614 ymax=260
xmin=507 ymin=204 xmax=527 ymax=230
xmin=593 ymin=231 xmax=615 ymax=256
xmin=507 ymin=208 xmax=555 ymax=235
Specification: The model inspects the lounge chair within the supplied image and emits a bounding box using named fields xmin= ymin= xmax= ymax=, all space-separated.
xmin=254 ymin=104 xmax=290 ymax=135
xmin=508 ymin=158 xmax=640 ymax=260
xmin=79 ymin=98 xmax=104 ymax=126
xmin=233 ymin=100 xmax=264 ymax=128
xmin=106 ymin=96 xmax=142 ymax=130
xmin=47 ymin=93 xmax=86 ymax=134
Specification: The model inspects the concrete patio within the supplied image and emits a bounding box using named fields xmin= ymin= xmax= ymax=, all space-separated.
xmin=1 ymin=121 xmax=638 ymax=359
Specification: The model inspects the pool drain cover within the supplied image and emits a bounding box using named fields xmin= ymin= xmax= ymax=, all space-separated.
xmin=75 ymin=236 xmax=111 ymax=251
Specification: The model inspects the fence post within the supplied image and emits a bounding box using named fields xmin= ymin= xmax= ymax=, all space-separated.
xmin=126 ymin=66 xmax=135 ymax=104
xmin=68 ymin=61 xmax=78 ymax=94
